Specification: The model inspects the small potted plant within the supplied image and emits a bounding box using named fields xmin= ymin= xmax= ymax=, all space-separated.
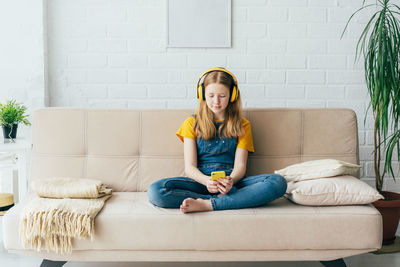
xmin=0 ymin=99 xmax=31 ymax=142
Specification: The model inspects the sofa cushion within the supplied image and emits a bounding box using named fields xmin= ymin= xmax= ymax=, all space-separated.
xmin=275 ymin=159 xmax=361 ymax=182
xmin=29 ymin=108 xmax=361 ymax=193
xmin=4 ymin=192 xmax=382 ymax=252
xmin=285 ymin=175 xmax=384 ymax=206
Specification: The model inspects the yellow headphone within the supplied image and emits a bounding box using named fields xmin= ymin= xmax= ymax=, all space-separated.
xmin=196 ymin=67 xmax=239 ymax=103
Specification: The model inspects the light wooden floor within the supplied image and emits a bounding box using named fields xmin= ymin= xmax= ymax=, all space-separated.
xmin=1 ymin=216 xmax=399 ymax=267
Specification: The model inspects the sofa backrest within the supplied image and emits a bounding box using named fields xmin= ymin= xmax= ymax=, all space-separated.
xmin=29 ymin=108 xmax=360 ymax=192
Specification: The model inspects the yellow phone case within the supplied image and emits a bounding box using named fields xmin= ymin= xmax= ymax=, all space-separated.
xmin=211 ymin=171 xmax=226 ymax=181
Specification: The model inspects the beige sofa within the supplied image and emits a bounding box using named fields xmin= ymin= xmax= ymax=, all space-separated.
xmin=2 ymin=108 xmax=382 ymax=266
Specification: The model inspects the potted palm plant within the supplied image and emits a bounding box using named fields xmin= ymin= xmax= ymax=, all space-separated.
xmin=0 ymin=99 xmax=31 ymax=143
xmin=342 ymin=0 xmax=400 ymax=245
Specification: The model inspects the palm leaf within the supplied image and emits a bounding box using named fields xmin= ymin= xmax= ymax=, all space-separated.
xmin=344 ymin=0 xmax=400 ymax=191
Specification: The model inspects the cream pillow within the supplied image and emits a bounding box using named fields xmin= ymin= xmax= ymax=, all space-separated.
xmin=285 ymin=175 xmax=384 ymax=206
xmin=275 ymin=159 xmax=361 ymax=182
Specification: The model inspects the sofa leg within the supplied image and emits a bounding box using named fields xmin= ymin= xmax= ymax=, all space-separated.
xmin=40 ymin=259 xmax=67 ymax=267
xmin=320 ymin=258 xmax=347 ymax=267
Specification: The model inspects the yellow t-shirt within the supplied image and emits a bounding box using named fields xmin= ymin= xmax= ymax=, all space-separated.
xmin=176 ymin=116 xmax=255 ymax=153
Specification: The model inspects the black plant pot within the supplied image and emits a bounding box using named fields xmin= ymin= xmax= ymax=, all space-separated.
xmin=2 ymin=124 xmax=18 ymax=141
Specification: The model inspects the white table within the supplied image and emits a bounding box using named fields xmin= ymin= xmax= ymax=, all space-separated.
xmin=0 ymin=139 xmax=31 ymax=202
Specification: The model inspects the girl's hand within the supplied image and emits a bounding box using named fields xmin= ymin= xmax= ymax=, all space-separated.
xmin=217 ymin=176 xmax=233 ymax=195
xmin=206 ymin=179 xmax=219 ymax=193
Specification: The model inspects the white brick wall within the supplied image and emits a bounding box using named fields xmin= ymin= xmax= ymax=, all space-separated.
xmin=0 ymin=0 xmax=398 ymax=191
xmin=0 ymin=0 xmax=46 ymax=140
xmin=0 ymin=0 xmax=45 ymax=193
xmin=43 ymin=0 xmax=400 ymax=188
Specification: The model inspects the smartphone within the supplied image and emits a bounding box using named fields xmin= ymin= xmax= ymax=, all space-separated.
xmin=211 ymin=171 xmax=226 ymax=181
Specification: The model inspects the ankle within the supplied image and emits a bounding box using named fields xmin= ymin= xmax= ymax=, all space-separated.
xmin=201 ymin=199 xmax=213 ymax=211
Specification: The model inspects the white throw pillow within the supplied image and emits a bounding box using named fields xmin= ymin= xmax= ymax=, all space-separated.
xmin=275 ymin=159 xmax=361 ymax=182
xmin=285 ymin=175 xmax=384 ymax=206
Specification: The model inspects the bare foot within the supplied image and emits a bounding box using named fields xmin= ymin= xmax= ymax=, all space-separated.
xmin=180 ymin=198 xmax=213 ymax=213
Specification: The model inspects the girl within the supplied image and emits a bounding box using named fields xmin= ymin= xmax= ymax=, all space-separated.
xmin=147 ymin=67 xmax=287 ymax=213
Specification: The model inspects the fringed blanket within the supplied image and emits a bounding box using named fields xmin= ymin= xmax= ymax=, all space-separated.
xmin=19 ymin=178 xmax=112 ymax=254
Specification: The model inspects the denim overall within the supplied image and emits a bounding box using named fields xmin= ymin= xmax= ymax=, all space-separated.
xmin=147 ymin=122 xmax=287 ymax=210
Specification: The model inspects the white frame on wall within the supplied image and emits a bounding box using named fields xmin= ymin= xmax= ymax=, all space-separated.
xmin=167 ymin=0 xmax=231 ymax=48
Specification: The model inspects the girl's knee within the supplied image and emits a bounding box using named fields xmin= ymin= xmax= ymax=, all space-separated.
xmin=147 ymin=179 xmax=166 ymax=207
xmin=148 ymin=179 xmax=163 ymax=193
xmin=267 ymin=174 xmax=287 ymax=197
xmin=271 ymin=173 xmax=286 ymax=183
xmin=147 ymin=177 xmax=188 ymax=208
xmin=274 ymin=174 xmax=288 ymax=196
xmin=147 ymin=183 xmax=157 ymax=205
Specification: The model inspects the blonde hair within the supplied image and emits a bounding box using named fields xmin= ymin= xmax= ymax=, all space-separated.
xmin=194 ymin=70 xmax=244 ymax=140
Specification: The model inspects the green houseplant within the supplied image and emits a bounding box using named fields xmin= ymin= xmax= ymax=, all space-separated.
xmin=0 ymin=99 xmax=31 ymax=142
xmin=342 ymin=0 xmax=400 ymax=245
